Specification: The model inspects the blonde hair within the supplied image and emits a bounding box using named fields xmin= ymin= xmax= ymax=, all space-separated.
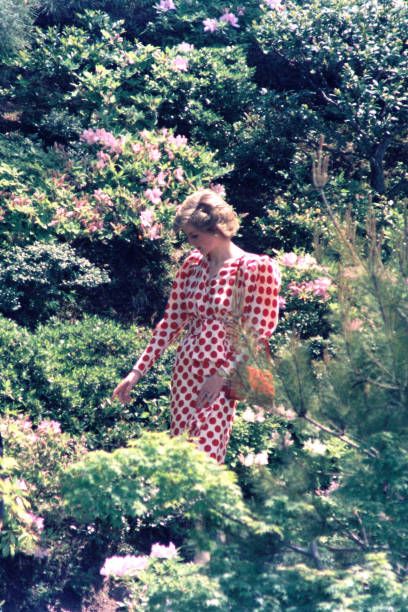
xmin=174 ymin=189 xmax=240 ymax=238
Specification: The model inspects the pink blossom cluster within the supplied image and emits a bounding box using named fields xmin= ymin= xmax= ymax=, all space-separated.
xmin=241 ymin=406 xmax=265 ymax=423
xmin=178 ymin=42 xmax=194 ymax=53
xmin=203 ymin=9 xmax=240 ymax=32
xmin=144 ymin=188 xmax=162 ymax=205
xmin=93 ymin=189 xmax=114 ymax=208
xmin=24 ymin=511 xmax=45 ymax=533
xmin=288 ymin=277 xmax=332 ymax=300
xmin=100 ymin=542 xmax=178 ymax=578
xmin=171 ymin=56 xmax=189 ymax=72
xmin=7 ymin=194 xmax=32 ymax=210
xmin=50 ymin=196 xmax=104 ymax=234
xmin=140 ymin=207 xmax=162 ymax=240
xmin=280 ymin=252 xmax=318 ymax=269
xmin=81 ymin=128 xmax=124 ymax=155
xmin=155 ymin=0 xmax=176 ymax=11
xmin=37 ymin=420 xmax=61 ymax=435
xmin=264 ymin=0 xmax=283 ymax=9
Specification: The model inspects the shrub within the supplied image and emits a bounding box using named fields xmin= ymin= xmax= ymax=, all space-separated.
xmin=30 ymin=315 xmax=174 ymax=448
xmin=0 ymin=316 xmax=41 ymax=415
xmin=61 ymin=431 xmax=251 ymax=543
xmin=0 ymin=414 xmax=87 ymax=515
xmin=0 ymin=241 xmax=110 ymax=327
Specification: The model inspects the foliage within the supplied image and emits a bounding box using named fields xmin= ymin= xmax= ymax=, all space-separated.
xmin=113 ymin=556 xmax=228 ymax=611
xmin=253 ymin=0 xmax=408 ymax=195
xmin=0 ymin=241 xmax=110 ymax=327
xmin=0 ymin=316 xmax=41 ymax=414
xmin=0 ymin=314 xmax=174 ymax=447
xmin=241 ymin=195 xmax=408 ymax=581
xmin=0 ymin=0 xmax=37 ymax=62
xmin=29 ymin=315 xmax=174 ymax=448
xmin=62 ymin=432 xmax=251 ymax=537
xmin=0 ymin=455 xmax=41 ymax=557
xmin=0 ymin=414 xmax=87 ymax=514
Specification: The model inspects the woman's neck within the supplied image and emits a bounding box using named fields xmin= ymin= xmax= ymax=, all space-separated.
xmin=207 ymin=240 xmax=244 ymax=266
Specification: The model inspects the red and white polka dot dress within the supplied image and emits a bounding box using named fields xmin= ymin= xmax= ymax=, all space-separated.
xmin=133 ymin=250 xmax=281 ymax=463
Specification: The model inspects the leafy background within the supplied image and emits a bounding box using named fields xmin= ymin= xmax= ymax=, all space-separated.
xmin=0 ymin=0 xmax=407 ymax=610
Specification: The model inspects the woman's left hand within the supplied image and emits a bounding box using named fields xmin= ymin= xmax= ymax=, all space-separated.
xmin=198 ymin=373 xmax=225 ymax=407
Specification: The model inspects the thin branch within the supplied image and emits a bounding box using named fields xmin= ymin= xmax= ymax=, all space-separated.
xmin=301 ymin=414 xmax=378 ymax=458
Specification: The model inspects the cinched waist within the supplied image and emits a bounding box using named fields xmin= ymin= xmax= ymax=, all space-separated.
xmin=186 ymin=317 xmax=227 ymax=337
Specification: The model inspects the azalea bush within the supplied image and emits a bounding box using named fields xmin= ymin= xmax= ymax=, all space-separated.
xmin=0 ymin=456 xmax=43 ymax=557
xmin=0 ymin=127 xmax=224 ymax=243
xmin=273 ymin=249 xmax=335 ymax=350
xmin=0 ymin=414 xmax=87 ymax=515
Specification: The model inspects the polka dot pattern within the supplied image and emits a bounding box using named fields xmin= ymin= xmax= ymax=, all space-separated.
xmin=133 ymin=250 xmax=281 ymax=463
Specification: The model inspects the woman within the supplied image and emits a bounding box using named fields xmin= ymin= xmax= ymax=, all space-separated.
xmin=112 ymin=189 xmax=281 ymax=463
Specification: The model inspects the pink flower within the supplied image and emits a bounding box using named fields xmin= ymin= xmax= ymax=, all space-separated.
xmin=93 ymin=189 xmax=113 ymax=208
xmin=144 ymin=188 xmax=162 ymax=205
xmin=81 ymin=129 xmax=99 ymax=145
xmin=312 ymin=277 xmax=332 ymax=298
xmin=81 ymin=128 xmax=123 ymax=154
xmin=131 ymin=142 xmax=143 ymax=155
xmin=278 ymin=296 xmax=286 ymax=310
xmin=241 ymin=407 xmax=265 ymax=423
xmin=150 ymin=542 xmax=178 ymax=559
xmin=220 ymin=11 xmax=240 ymax=28
xmin=203 ymin=18 xmax=219 ymax=32
xmin=174 ymin=167 xmax=184 ymax=182
xmin=96 ymin=150 xmax=110 ymax=169
xmin=254 ymin=450 xmax=268 ymax=465
xmin=25 ymin=512 xmax=44 ymax=532
xmin=37 ymin=420 xmax=61 ymax=435
xmin=155 ymin=0 xmax=176 ymax=11
xmin=280 ymin=252 xmax=298 ymax=267
xmin=141 ymin=170 xmax=156 ymax=184
xmin=156 ymin=171 xmax=167 ymax=186
xmin=147 ymin=223 xmax=162 ymax=240
xmin=239 ymin=452 xmax=255 ymax=466
xmin=171 ymin=56 xmax=189 ymax=72
xmin=264 ymin=0 xmax=282 ymax=8
xmin=237 ymin=7 xmax=246 ymax=16
xmin=148 ymin=147 xmax=161 ymax=161
xmin=140 ymin=209 xmax=155 ymax=228
xmin=178 ymin=42 xmax=194 ymax=52
xmin=100 ymin=555 xmax=149 ymax=577
xmin=167 ymin=134 xmax=188 ymax=148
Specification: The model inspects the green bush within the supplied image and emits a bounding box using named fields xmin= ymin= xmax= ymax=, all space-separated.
xmin=0 ymin=241 xmax=110 ymax=327
xmin=61 ymin=431 xmax=251 ymax=542
xmin=0 ymin=315 xmax=174 ymax=448
xmin=252 ymin=0 xmax=407 ymax=196
xmin=0 ymin=316 xmax=41 ymax=414
xmin=30 ymin=315 xmax=174 ymax=448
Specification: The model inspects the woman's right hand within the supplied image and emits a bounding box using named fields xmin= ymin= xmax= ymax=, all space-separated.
xmin=112 ymin=369 xmax=141 ymax=404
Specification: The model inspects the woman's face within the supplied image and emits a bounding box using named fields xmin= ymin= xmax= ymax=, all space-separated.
xmin=182 ymin=223 xmax=221 ymax=256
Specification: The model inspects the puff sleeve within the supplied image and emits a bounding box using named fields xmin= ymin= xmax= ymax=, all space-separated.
xmin=241 ymin=255 xmax=281 ymax=351
xmin=132 ymin=254 xmax=196 ymax=376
